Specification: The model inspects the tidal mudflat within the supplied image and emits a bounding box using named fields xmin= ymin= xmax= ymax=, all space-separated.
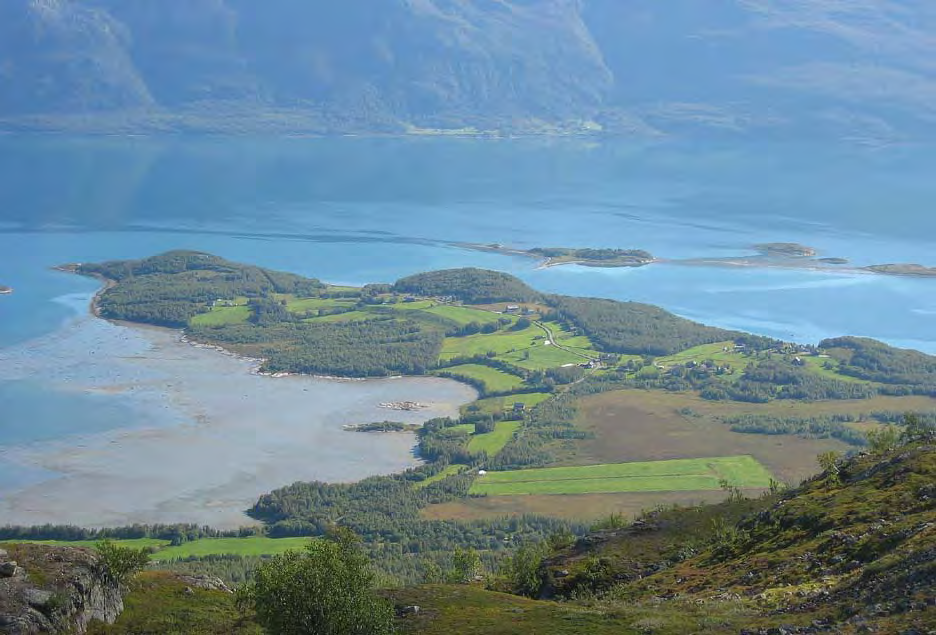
xmin=0 ymin=295 xmax=476 ymax=528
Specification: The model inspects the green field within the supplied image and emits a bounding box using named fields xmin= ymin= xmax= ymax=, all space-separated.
xmin=414 ymin=464 xmax=468 ymax=489
xmin=435 ymin=421 xmax=522 ymax=457
xmin=305 ymin=310 xmax=378 ymax=323
xmin=386 ymin=300 xmax=435 ymax=311
xmin=152 ymin=537 xmax=312 ymax=561
xmin=190 ymin=305 xmax=251 ymax=326
xmin=656 ymin=342 xmax=739 ymax=368
xmin=423 ymin=305 xmax=507 ymax=326
xmin=440 ymin=325 xmax=544 ymax=360
xmin=1 ymin=536 xmax=314 ymax=562
xmin=800 ymin=355 xmax=870 ymax=384
xmin=468 ymin=421 xmax=522 ymax=455
xmin=498 ymin=344 xmax=586 ymax=370
xmin=285 ymin=297 xmax=358 ymax=313
xmin=469 ymin=455 xmax=774 ymax=496
xmin=436 ymin=364 xmax=526 ymax=393
xmin=542 ymin=321 xmax=597 ymax=354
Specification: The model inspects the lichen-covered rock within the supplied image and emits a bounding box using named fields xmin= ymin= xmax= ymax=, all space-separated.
xmin=174 ymin=574 xmax=232 ymax=594
xmin=0 ymin=545 xmax=124 ymax=634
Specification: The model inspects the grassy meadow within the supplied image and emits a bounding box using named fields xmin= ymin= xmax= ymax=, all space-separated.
xmin=468 ymin=421 xmax=522 ymax=455
xmin=435 ymin=364 xmax=526 ymax=393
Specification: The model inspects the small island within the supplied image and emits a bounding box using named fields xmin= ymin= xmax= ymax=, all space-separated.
xmin=460 ymin=239 xmax=936 ymax=281
xmin=0 ymin=285 xmax=12 ymax=295
xmin=754 ymin=242 xmax=818 ymax=258
xmin=529 ymin=247 xmax=655 ymax=268
xmin=343 ymin=421 xmax=421 ymax=433
xmin=458 ymin=242 xmax=655 ymax=269
xmin=864 ymin=263 xmax=936 ymax=278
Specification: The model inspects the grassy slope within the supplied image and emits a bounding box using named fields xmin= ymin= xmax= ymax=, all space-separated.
xmin=190 ymin=305 xmax=252 ymax=326
xmin=401 ymin=447 xmax=936 ymax=635
xmin=440 ymin=325 xmax=544 ymax=359
xmin=434 ymin=364 xmax=526 ymax=393
xmin=88 ymin=571 xmax=261 ymax=635
xmin=390 ymin=585 xmax=712 ymax=635
xmin=468 ymin=421 xmax=522 ymax=455
xmin=414 ymin=465 xmax=468 ymax=490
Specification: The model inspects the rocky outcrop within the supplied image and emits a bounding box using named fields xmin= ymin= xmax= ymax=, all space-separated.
xmin=0 ymin=545 xmax=123 ymax=634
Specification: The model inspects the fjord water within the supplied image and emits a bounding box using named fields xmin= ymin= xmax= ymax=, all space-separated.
xmin=1 ymin=136 xmax=934 ymax=526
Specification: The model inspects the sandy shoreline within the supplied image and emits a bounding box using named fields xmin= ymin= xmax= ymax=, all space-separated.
xmin=0 ymin=286 xmax=477 ymax=529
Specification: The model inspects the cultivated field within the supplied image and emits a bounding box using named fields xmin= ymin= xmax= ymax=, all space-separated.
xmin=568 ymin=390 xmax=936 ymax=485
xmin=469 ymin=456 xmax=773 ymax=497
xmin=435 ymin=364 xmax=526 ymax=393
xmin=468 ymin=421 xmax=522 ymax=455
xmin=440 ymin=325 xmax=545 ymax=360
xmin=153 ymin=536 xmax=312 ymax=561
xmin=190 ymin=305 xmax=251 ymax=326
xmin=423 ymin=305 xmax=508 ymax=326
xmin=414 ymin=465 xmax=468 ymax=489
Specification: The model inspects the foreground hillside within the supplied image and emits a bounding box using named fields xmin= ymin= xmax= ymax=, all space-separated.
xmin=392 ymin=445 xmax=936 ymax=634
xmin=3 ymin=0 xmax=936 ymax=139
xmin=20 ymin=445 xmax=929 ymax=634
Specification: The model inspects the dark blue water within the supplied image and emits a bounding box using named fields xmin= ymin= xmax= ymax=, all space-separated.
xmin=1 ymin=136 xmax=934 ymax=465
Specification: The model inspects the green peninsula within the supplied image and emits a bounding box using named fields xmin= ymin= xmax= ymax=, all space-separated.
xmin=15 ymin=250 xmax=936 ymax=635
xmin=69 ymin=252 xmax=936 ymax=488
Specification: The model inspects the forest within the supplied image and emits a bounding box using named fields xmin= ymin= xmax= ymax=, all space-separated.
xmin=821 ymin=336 xmax=936 ymax=389
xmin=546 ymin=295 xmax=738 ymax=356
xmin=80 ymin=251 xmax=324 ymax=328
xmin=392 ymin=268 xmax=543 ymax=304
xmin=190 ymin=318 xmax=445 ymax=377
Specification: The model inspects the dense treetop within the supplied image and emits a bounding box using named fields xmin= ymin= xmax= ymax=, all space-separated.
xmin=393 ymin=268 xmax=542 ymax=305
xmin=80 ymin=251 xmax=323 ymax=328
xmin=547 ymin=295 xmax=736 ymax=356
xmin=821 ymin=336 xmax=936 ymax=387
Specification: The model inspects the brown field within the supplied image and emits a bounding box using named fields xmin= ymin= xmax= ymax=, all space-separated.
xmin=568 ymin=390 xmax=936 ymax=485
xmin=420 ymin=490 xmax=754 ymax=522
xmin=422 ymin=390 xmax=936 ymax=522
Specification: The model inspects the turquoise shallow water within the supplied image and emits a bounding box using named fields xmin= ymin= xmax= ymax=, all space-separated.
xmin=0 ymin=136 xmax=934 ymax=524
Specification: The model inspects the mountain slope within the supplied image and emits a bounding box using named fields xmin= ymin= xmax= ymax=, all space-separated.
xmin=1 ymin=1 xmax=936 ymax=136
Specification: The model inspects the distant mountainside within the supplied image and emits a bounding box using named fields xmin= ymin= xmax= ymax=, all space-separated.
xmin=2 ymin=0 xmax=936 ymax=139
